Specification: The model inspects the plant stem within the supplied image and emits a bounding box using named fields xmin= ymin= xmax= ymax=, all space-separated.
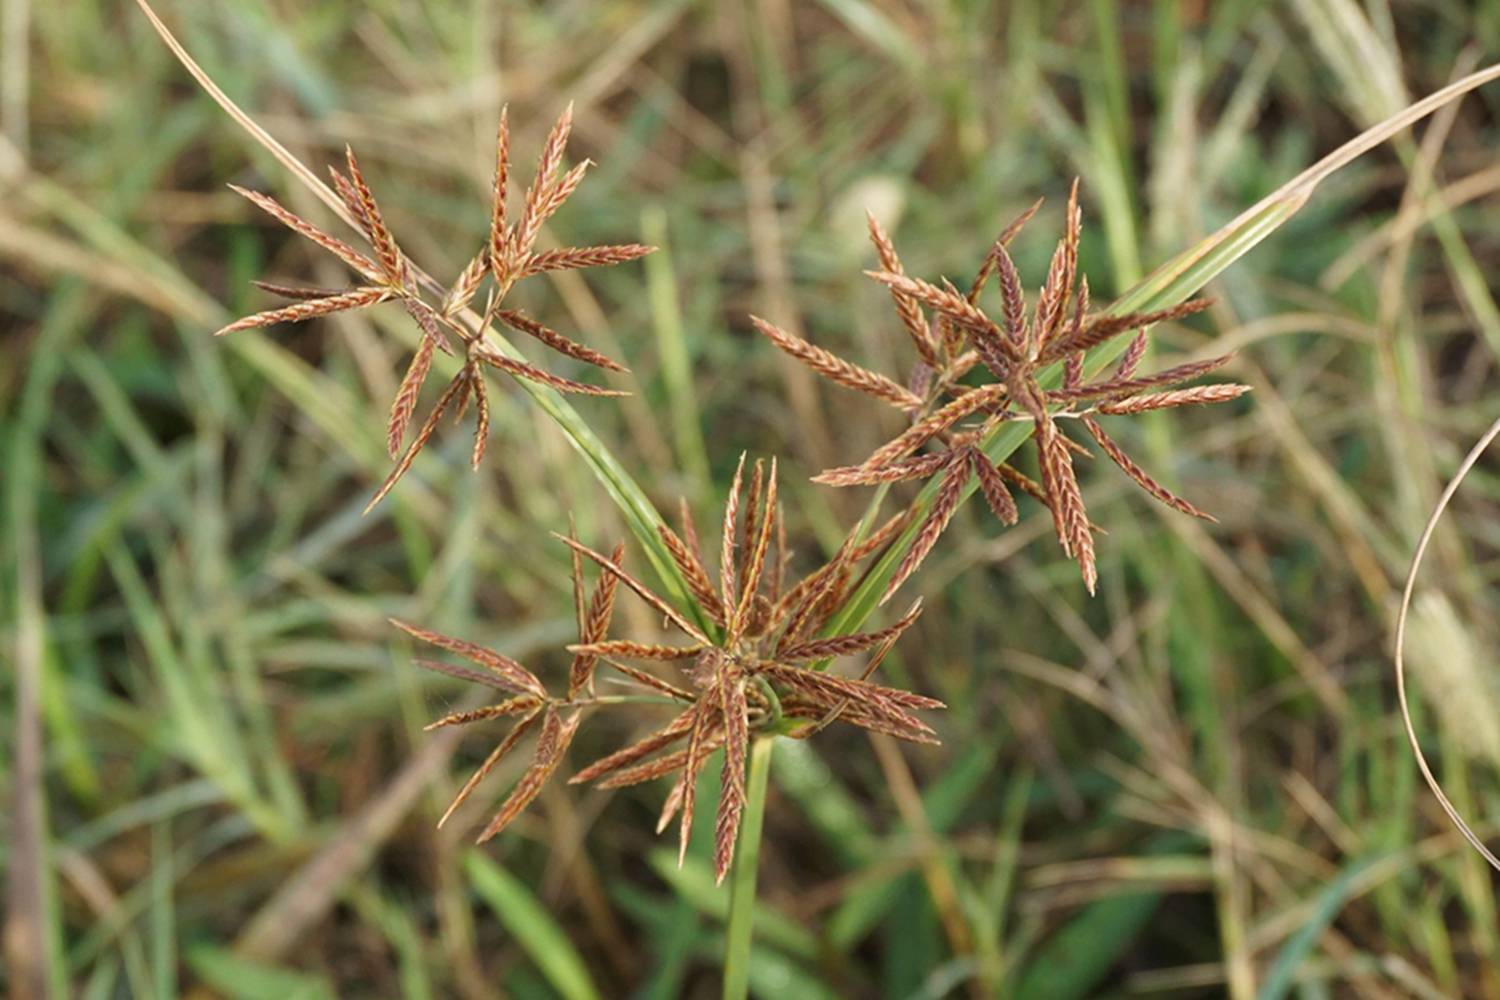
xmin=722 ymin=735 xmax=774 ymax=1000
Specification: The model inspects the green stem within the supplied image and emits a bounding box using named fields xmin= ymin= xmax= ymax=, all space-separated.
xmin=722 ymin=735 xmax=774 ymax=1000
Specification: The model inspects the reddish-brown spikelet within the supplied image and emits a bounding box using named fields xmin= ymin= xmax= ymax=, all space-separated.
xmin=778 ymin=599 xmax=922 ymax=662
xmin=992 ymin=243 xmax=1027 ymax=358
xmin=1034 ymin=179 xmax=1081 ymax=348
xmin=719 ymin=455 xmax=746 ymax=622
xmin=750 ymin=316 xmax=922 ymax=411
xmin=813 ymin=451 xmax=953 ymax=487
xmin=477 ymin=349 xmax=629 ymax=396
xmin=393 ymin=618 xmax=547 ymax=696
xmin=250 ymin=280 xmax=344 ymax=301
xmin=446 ymin=250 xmax=489 ymax=317
xmin=1036 ymin=414 xmax=1096 ymax=592
xmin=364 ymin=373 xmax=467 ymax=513
xmin=490 ymin=105 xmax=510 ymax=274
xmin=477 ymin=708 xmax=581 ymax=842
xmin=966 ymin=197 xmax=1043 ymax=301
xmin=469 ymin=368 xmax=491 ymax=469
xmin=214 ymin=287 xmax=391 ymax=337
xmin=230 ymin=184 xmax=383 ymax=283
xmin=1046 ymin=354 xmax=1234 ymax=404
xmin=658 ymin=523 xmax=727 ymax=627
xmin=968 ymin=448 xmax=1019 ymax=525
xmin=553 ymin=534 xmax=711 ymax=643
xmin=1038 ymin=299 xmax=1213 ymax=363
xmin=342 ymin=146 xmax=405 ymax=284
xmin=733 ymin=460 xmax=777 ymax=637
xmin=438 ymin=708 xmax=542 ymax=828
xmin=497 ymin=310 xmax=627 ymax=372
xmin=883 ymin=456 xmax=967 ymax=603
xmin=521 ymin=244 xmax=656 ymax=277
xmin=1097 ymin=383 xmax=1251 ymax=414
xmin=714 ymin=675 xmax=750 ymax=882
xmin=603 ymin=661 xmax=695 ymax=702
xmin=570 ymin=640 xmax=704 ymax=661
xmin=677 ymin=670 xmax=717 ymax=864
xmin=865 ymin=211 xmax=941 ymax=368
xmin=857 ymin=384 xmax=1008 ymax=471
xmin=512 ymin=103 xmax=575 ymax=261
xmin=1081 ymin=416 xmax=1214 ymax=520
xmin=567 ymin=542 xmax=625 ymax=698
xmin=423 ymin=696 xmax=540 ymax=732
xmin=388 ymin=333 xmax=436 ymax=457
xmin=569 ymin=709 xmax=699 ymax=785
xmin=866 ymin=271 xmax=1009 ymax=347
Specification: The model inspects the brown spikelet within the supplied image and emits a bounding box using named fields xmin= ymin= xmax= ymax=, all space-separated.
xmin=365 ymin=371 xmax=467 ymax=513
xmin=602 ymin=661 xmax=695 ymax=701
xmin=250 ymin=280 xmax=347 ymax=301
xmin=476 ymin=349 xmax=628 ymax=396
xmin=394 ymin=619 xmax=547 ymax=696
xmin=569 ymin=639 xmax=704 ymax=662
xmin=1082 ymin=416 xmax=1215 ymax=521
xmin=850 ymin=508 xmax=917 ymax=561
xmin=601 ymin=740 xmax=712 ymax=790
xmin=327 ymin=167 xmax=372 ymax=238
xmin=779 ymin=598 xmax=922 ymax=662
xmin=1046 ymin=354 xmax=1234 ymax=404
xmin=341 ymin=146 xmax=405 ymax=285
xmin=969 ymin=449 xmax=1019 ymax=525
xmin=438 ymin=707 xmax=542 ymax=828
xmin=678 ymin=678 xmax=717 ymax=864
xmin=882 ymin=456 xmax=967 ymax=603
xmin=813 ymin=450 xmax=954 ymax=487
xmin=388 ymin=334 xmax=436 ymax=457
xmin=229 ymin=184 xmax=384 ymax=283
xmin=659 ymin=523 xmax=727 ymax=627
xmin=1096 ymin=383 xmax=1252 ymax=414
xmin=1038 ymin=299 xmax=1213 ymax=364
xmin=553 ymin=534 xmax=712 ymax=644
xmin=496 ymin=309 xmax=627 ymax=372
xmin=759 ymin=662 xmax=945 ymax=715
xmin=424 ymin=695 xmax=542 ymax=732
xmin=865 ymin=211 xmax=941 ymax=368
xmin=1035 ymin=414 xmax=1096 ymax=592
xmin=490 ymin=106 xmax=510 ymax=275
xmin=513 ymin=103 xmax=575 ymax=259
xmin=858 ymin=384 xmax=1008 ymax=471
xmin=519 ymin=243 xmax=655 ymax=277
xmin=714 ymin=676 xmax=750 ymax=882
xmin=446 ymin=250 xmax=489 ymax=316
xmin=477 ymin=708 xmax=581 ymax=842
xmin=794 ymin=701 xmax=941 ymax=745
xmin=215 ymin=287 xmax=391 ymax=337
xmin=865 ymin=271 xmax=1010 ymax=348
xmin=413 ymin=657 xmax=534 ymax=694
xmin=1115 ymin=331 xmax=1149 ymax=378
xmin=733 ymin=460 xmax=777 ymax=637
xmin=1034 ymin=179 xmax=1081 ymax=348
xmin=403 ymin=299 xmax=454 ymax=354
xmin=570 ymin=708 xmax=698 ymax=785
xmin=750 ymin=316 xmax=922 ymax=411
xmin=967 ymin=198 xmax=1043 ymax=301
xmin=992 ymin=243 xmax=1027 ymax=356
xmin=469 ymin=369 xmax=491 ymax=469
xmin=567 ymin=542 xmax=625 ymax=699
xmin=720 ymin=454 xmax=746 ymax=620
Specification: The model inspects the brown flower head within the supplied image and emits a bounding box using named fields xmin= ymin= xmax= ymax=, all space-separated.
xmin=218 ymin=105 xmax=654 ymax=511
xmin=754 ymin=181 xmax=1249 ymax=595
xmin=558 ymin=455 xmax=942 ymax=882
xmin=396 ymin=473 xmax=940 ymax=879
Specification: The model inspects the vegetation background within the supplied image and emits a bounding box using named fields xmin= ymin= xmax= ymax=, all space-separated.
xmin=5 ymin=0 xmax=1500 ymax=996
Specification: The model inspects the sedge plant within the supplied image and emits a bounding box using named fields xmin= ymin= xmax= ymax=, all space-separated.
xmin=134 ymin=1 xmax=1500 ymax=992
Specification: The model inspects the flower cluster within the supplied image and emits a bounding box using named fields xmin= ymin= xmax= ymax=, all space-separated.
xmin=400 ymin=457 xmax=941 ymax=880
xmin=217 ymin=105 xmax=652 ymax=510
xmin=756 ymin=181 xmax=1249 ymax=593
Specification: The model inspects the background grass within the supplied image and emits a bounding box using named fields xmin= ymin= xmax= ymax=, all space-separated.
xmin=6 ymin=0 xmax=1500 ymax=996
